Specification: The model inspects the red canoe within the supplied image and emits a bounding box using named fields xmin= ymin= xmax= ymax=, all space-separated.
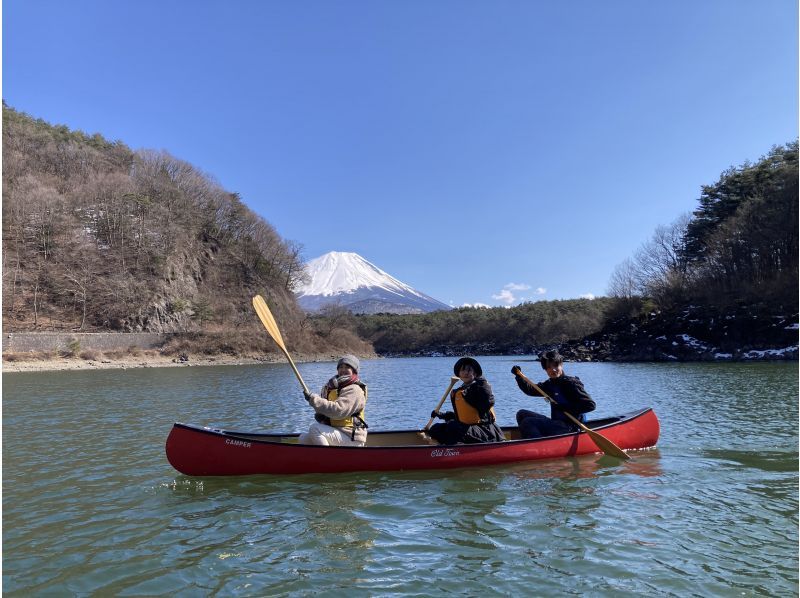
xmin=165 ymin=407 xmax=659 ymax=476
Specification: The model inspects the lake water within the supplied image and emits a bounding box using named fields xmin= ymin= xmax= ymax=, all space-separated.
xmin=3 ymin=357 xmax=798 ymax=596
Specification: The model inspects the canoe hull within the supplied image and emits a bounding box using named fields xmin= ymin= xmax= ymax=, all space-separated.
xmin=166 ymin=409 xmax=659 ymax=476
xmin=166 ymin=408 xmax=659 ymax=476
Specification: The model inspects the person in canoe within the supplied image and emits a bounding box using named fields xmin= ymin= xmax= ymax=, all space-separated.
xmin=428 ymin=357 xmax=505 ymax=444
xmin=299 ymin=354 xmax=368 ymax=446
xmin=511 ymin=350 xmax=595 ymax=439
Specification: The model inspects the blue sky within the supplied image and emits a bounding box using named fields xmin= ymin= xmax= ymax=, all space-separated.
xmin=4 ymin=0 xmax=797 ymax=307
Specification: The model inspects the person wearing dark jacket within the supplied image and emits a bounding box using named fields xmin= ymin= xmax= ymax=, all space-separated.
xmin=429 ymin=357 xmax=505 ymax=445
xmin=512 ymin=350 xmax=595 ymax=439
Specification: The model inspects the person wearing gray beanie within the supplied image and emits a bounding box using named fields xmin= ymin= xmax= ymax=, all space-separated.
xmin=337 ymin=354 xmax=359 ymax=373
xmin=298 ymin=356 xmax=368 ymax=446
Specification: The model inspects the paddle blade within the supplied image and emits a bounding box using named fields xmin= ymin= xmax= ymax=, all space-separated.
xmin=252 ymin=295 xmax=286 ymax=350
xmin=252 ymin=295 xmax=310 ymax=395
xmin=586 ymin=428 xmax=631 ymax=460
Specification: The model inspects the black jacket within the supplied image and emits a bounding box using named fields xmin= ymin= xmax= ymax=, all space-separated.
xmin=515 ymin=374 xmax=595 ymax=425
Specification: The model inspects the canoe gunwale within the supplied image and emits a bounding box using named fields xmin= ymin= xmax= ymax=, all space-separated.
xmin=171 ymin=407 xmax=653 ymax=449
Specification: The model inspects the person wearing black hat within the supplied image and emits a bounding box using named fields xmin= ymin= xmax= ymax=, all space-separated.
xmin=428 ymin=357 xmax=505 ymax=444
xmin=299 ymin=355 xmax=368 ymax=446
xmin=511 ymin=350 xmax=595 ymax=439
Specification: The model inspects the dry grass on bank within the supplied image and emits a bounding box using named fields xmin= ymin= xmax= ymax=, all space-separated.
xmin=2 ymin=332 xmax=378 ymax=373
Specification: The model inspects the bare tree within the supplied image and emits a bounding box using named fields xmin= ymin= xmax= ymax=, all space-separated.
xmin=607 ymin=257 xmax=639 ymax=299
xmin=608 ymin=213 xmax=691 ymax=307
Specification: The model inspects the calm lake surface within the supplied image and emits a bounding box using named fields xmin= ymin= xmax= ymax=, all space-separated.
xmin=3 ymin=357 xmax=798 ymax=596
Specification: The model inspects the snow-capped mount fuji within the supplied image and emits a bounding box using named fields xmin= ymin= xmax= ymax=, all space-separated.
xmin=296 ymin=252 xmax=451 ymax=314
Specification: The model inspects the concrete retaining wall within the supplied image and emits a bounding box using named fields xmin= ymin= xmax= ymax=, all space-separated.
xmin=2 ymin=332 xmax=170 ymax=354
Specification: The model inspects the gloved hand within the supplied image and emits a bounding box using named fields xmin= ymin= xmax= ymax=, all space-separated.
xmin=431 ymin=410 xmax=440 ymax=419
xmin=511 ymin=365 xmax=522 ymax=376
xmin=303 ymin=390 xmax=313 ymax=403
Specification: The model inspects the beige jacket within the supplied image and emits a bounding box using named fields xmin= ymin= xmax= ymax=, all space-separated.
xmin=308 ymin=383 xmax=367 ymax=443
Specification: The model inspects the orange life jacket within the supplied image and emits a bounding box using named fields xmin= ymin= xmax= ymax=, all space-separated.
xmin=452 ymin=388 xmax=496 ymax=425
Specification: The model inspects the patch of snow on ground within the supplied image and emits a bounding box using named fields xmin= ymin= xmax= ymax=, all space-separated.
xmin=742 ymin=346 xmax=799 ymax=359
xmin=676 ymin=334 xmax=712 ymax=351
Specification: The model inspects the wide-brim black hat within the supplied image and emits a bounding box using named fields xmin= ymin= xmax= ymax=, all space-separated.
xmin=453 ymin=357 xmax=482 ymax=377
xmin=539 ymin=350 xmax=563 ymax=368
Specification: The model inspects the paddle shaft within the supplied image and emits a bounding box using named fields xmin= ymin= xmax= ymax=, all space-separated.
xmin=514 ymin=368 xmax=630 ymax=460
xmin=277 ymin=345 xmax=311 ymax=396
xmin=252 ymin=295 xmax=311 ymax=395
xmin=423 ymin=376 xmax=460 ymax=432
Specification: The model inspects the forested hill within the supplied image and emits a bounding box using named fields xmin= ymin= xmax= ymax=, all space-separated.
xmin=1 ymin=104 xmax=370 ymax=356
xmin=608 ymin=141 xmax=798 ymax=311
xmin=597 ymin=141 xmax=799 ymax=360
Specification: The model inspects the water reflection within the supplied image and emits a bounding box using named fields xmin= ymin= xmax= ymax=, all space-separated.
xmin=508 ymin=451 xmax=663 ymax=481
xmin=298 ymin=481 xmax=378 ymax=553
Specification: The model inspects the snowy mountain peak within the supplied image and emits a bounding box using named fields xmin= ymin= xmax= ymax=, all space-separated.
xmin=296 ymin=251 xmax=450 ymax=314
xmin=297 ymin=252 xmax=414 ymax=297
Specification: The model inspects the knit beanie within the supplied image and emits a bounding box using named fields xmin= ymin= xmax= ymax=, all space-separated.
xmin=337 ymin=354 xmax=360 ymax=373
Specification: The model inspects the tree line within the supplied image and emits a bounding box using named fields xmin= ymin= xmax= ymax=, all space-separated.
xmin=312 ymin=298 xmax=614 ymax=354
xmin=608 ymin=142 xmax=798 ymax=313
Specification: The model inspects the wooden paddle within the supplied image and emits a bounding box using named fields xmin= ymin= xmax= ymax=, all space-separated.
xmin=252 ymin=295 xmax=310 ymax=395
xmin=421 ymin=376 xmax=460 ymax=434
xmin=512 ymin=366 xmax=630 ymax=460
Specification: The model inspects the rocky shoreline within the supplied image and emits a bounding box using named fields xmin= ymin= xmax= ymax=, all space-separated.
xmin=559 ymin=303 xmax=798 ymax=362
xmin=379 ymin=344 xmax=797 ymax=362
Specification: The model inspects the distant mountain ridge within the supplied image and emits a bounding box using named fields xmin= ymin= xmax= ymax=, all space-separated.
xmin=296 ymin=252 xmax=450 ymax=314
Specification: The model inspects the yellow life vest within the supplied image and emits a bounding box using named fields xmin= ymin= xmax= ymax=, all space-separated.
xmin=452 ymin=388 xmax=496 ymax=425
xmin=325 ymin=382 xmax=368 ymax=428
